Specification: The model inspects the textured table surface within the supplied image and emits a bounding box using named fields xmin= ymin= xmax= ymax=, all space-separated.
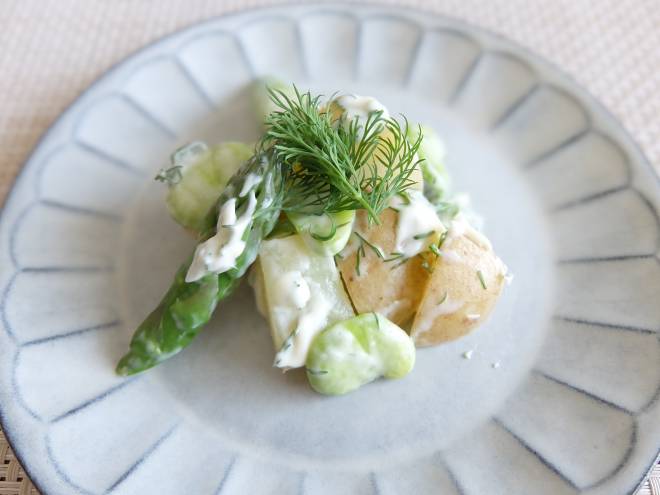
xmin=0 ymin=1 xmax=658 ymax=494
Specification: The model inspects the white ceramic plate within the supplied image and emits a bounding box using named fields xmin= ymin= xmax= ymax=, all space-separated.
xmin=1 ymin=4 xmax=658 ymax=495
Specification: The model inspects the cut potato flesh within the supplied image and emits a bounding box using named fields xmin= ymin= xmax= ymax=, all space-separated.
xmin=337 ymin=209 xmax=436 ymax=326
xmin=410 ymin=224 xmax=506 ymax=346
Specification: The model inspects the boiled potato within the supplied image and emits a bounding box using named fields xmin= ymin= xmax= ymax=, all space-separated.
xmin=410 ymin=223 xmax=506 ymax=346
xmin=337 ymin=209 xmax=435 ymax=326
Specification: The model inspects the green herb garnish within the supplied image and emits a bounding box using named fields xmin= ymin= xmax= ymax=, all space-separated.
xmin=306 ymin=368 xmax=329 ymax=376
xmin=390 ymin=256 xmax=411 ymax=270
xmin=413 ymin=230 xmax=435 ymax=240
xmin=477 ymin=270 xmax=487 ymax=290
xmin=437 ymin=230 xmax=448 ymax=248
xmin=384 ymin=252 xmax=405 ymax=262
xmin=307 ymin=214 xmax=344 ymax=242
xmin=354 ymin=232 xmax=385 ymax=259
xmin=264 ymin=87 xmax=423 ymax=224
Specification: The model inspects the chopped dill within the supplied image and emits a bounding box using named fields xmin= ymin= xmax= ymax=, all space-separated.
xmin=390 ymin=256 xmax=411 ymax=270
xmin=477 ymin=270 xmax=487 ymax=290
xmin=306 ymin=368 xmax=329 ymax=376
xmin=384 ymin=251 xmax=405 ymax=262
xmin=437 ymin=230 xmax=448 ymax=249
xmin=354 ymin=231 xmax=385 ymax=259
xmin=413 ymin=230 xmax=435 ymax=240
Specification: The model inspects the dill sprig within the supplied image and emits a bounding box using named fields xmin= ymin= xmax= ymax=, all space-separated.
xmin=354 ymin=231 xmax=385 ymax=259
xmin=263 ymin=87 xmax=423 ymax=224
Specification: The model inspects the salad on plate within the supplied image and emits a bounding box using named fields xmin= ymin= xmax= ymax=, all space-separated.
xmin=116 ymin=79 xmax=509 ymax=395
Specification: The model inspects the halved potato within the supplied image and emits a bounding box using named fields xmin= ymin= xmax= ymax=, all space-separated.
xmin=410 ymin=225 xmax=506 ymax=346
xmin=337 ymin=209 xmax=435 ymax=326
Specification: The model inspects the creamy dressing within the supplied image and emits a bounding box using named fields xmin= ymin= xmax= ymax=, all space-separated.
xmin=186 ymin=191 xmax=257 ymax=282
xmin=239 ymin=173 xmax=262 ymax=197
xmin=339 ymin=234 xmax=360 ymax=259
xmin=218 ymin=198 xmax=237 ymax=227
xmin=451 ymin=193 xmax=484 ymax=230
xmin=390 ymin=190 xmax=444 ymax=258
xmin=274 ymin=288 xmax=333 ymax=368
xmin=466 ymin=313 xmax=481 ymax=321
xmin=434 ymin=215 xmax=494 ymax=266
xmin=335 ymin=94 xmax=390 ymax=124
xmin=415 ymin=294 xmax=464 ymax=335
xmin=445 ymin=214 xmax=490 ymax=249
xmin=441 ymin=250 xmax=463 ymax=264
xmin=276 ymin=271 xmax=310 ymax=309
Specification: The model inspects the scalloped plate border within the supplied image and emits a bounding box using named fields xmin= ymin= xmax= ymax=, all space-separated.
xmin=0 ymin=3 xmax=658 ymax=495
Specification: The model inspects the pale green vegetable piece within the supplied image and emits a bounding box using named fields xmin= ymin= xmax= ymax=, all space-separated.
xmin=286 ymin=210 xmax=355 ymax=256
xmin=159 ymin=141 xmax=253 ymax=232
xmin=251 ymin=77 xmax=295 ymax=129
xmin=256 ymin=235 xmax=354 ymax=369
xmin=408 ymin=124 xmax=450 ymax=203
xmin=305 ymin=313 xmax=416 ymax=395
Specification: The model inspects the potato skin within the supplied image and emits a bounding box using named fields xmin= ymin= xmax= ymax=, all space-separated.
xmin=337 ymin=209 xmax=432 ymax=326
xmin=410 ymin=226 xmax=506 ymax=346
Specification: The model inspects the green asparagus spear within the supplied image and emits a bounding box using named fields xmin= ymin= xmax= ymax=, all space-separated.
xmin=116 ymin=152 xmax=283 ymax=375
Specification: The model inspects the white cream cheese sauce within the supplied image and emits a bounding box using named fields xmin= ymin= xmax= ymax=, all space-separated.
xmin=239 ymin=173 xmax=262 ymax=197
xmin=415 ymin=294 xmax=465 ymax=335
xmin=276 ymin=270 xmax=311 ymax=310
xmin=390 ymin=190 xmax=444 ymax=258
xmin=276 ymin=292 xmax=334 ymax=367
xmin=335 ymin=94 xmax=390 ymax=123
xmin=186 ymin=190 xmax=257 ymax=282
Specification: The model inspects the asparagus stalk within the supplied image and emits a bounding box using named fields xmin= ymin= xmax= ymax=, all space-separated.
xmin=116 ymin=152 xmax=283 ymax=375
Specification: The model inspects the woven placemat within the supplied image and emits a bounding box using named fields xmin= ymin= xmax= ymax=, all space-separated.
xmin=0 ymin=430 xmax=38 ymax=495
xmin=0 ymin=1 xmax=658 ymax=494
